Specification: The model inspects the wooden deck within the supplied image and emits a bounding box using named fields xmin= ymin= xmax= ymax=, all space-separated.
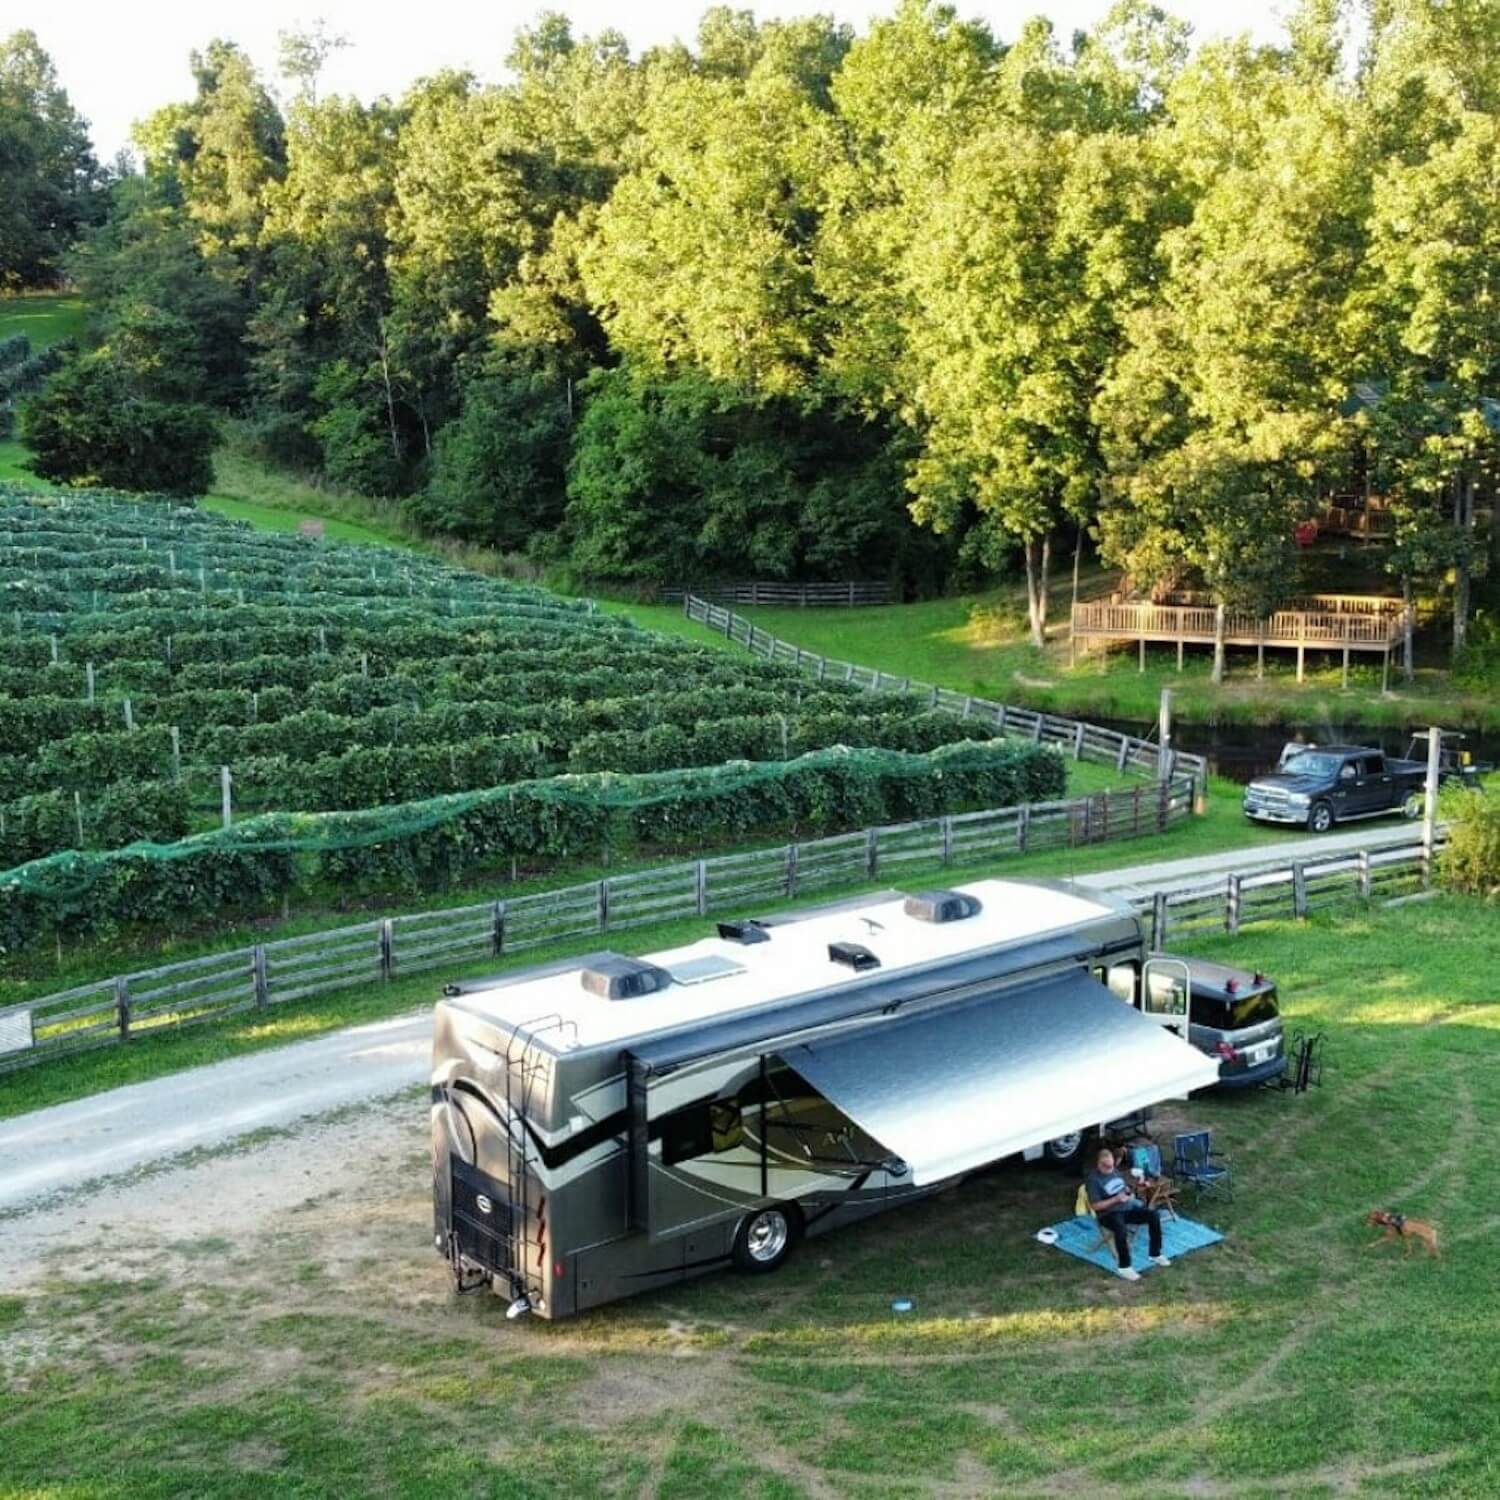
xmin=1072 ymin=594 xmax=1409 ymax=685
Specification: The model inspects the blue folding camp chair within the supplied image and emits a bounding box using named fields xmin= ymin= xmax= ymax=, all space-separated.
xmin=1171 ymin=1130 xmax=1233 ymax=1203
xmin=1127 ymin=1141 xmax=1179 ymax=1219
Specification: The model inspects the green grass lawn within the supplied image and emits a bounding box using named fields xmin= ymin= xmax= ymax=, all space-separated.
xmin=0 ymin=290 xmax=84 ymax=347
xmin=3 ymin=897 xmax=1496 ymax=1496
xmin=610 ymin=594 xmax=1500 ymax=733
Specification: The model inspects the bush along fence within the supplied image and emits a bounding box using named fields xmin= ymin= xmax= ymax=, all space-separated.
xmin=684 ymin=595 xmax=1209 ymax=790
xmin=1145 ymin=833 xmax=1444 ymax=947
xmin=0 ymin=740 xmax=1066 ymax=956
xmin=0 ymin=772 xmax=1198 ymax=1074
xmin=658 ymin=580 xmax=893 ymax=607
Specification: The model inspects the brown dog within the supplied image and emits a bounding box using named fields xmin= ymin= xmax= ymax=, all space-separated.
xmin=1365 ymin=1209 xmax=1440 ymax=1257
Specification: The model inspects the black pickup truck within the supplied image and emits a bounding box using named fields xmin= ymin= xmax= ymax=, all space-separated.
xmin=1243 ymin=744 xmax=1429 ymax=833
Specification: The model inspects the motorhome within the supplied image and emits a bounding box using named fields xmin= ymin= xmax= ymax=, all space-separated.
xmin=430 ymin=878 xmax=1220 ymax=1319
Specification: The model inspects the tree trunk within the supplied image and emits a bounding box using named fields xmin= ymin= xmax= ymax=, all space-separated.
xmin=1453 ymin=474 xmax=1475 ymax=660
xmin=1402 ymin=575 xmax=1414 ymax=683
xmin=377 ymin=322 xmax=401 ymax=463
xmin=1023 ymin=535 xmax=1052 ymax=650
xmin=1211 ymin=602 xmax=1227 ymax=684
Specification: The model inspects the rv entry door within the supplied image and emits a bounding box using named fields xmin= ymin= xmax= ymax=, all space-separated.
xmin=1143 ymin=957 xmax=1191 ymax=1039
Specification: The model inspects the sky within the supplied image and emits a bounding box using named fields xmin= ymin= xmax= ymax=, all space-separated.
xmin=20 ymin=0 xmax=1298 ymax=161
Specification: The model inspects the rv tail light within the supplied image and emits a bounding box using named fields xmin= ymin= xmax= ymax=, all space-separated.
xmin=553 ymin=1261 xmax=565 ymax=1279
xmin=1216 ymin=1041 xmax=1240 ymax=1062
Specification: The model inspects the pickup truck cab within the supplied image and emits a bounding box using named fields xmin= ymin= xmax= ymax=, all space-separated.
xmin=1243 ymin=744 xmax=1427 ymax=833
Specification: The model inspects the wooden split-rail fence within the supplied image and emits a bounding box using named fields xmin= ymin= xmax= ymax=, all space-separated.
xmin=683 ymin=594 xmax=1209 ymax=788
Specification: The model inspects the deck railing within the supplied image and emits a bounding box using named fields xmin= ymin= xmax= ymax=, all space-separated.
xmin=1073 ymin=600 xmax=1407 ymax=649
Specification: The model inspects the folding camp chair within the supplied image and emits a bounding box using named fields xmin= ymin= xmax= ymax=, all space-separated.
xmin=1075 ymin=1183 xmax=1145 ymax=1266
xmin=1127 ymin=1142 xmax=1180 ymax=1220
xmin=1170 ymin=1130 xmax=1233 ymax=1204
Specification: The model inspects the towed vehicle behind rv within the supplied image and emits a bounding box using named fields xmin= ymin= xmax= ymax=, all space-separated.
xmin=430 ymin=878 xmax=1221 ymax=1319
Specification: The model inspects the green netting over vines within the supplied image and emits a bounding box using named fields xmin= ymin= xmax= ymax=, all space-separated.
xmin=0 ymin=741 xmax=1063 ymax=951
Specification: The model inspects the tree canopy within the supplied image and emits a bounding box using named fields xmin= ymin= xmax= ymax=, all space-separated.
xmin=12 ymin=3 xmax=1500 ymax=644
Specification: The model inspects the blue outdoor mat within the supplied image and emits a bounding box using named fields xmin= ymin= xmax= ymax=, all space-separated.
xmin=1042 ymin=1214 xmax=1224 ymax=1275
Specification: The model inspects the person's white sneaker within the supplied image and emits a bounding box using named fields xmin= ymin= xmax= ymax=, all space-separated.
xmin=1116 ymin=1266 xmax=1141 ymax=1281
xmin=1151 ymin=1255 xmax=1172 ymax=1268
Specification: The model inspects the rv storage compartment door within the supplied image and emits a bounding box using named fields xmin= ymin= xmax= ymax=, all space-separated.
xmin=783 ymin=968 xmax=1220 ymax=1187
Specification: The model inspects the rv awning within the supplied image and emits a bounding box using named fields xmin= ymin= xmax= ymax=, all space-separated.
xmin=782 ymin=969 xmax=1220 ymax=1187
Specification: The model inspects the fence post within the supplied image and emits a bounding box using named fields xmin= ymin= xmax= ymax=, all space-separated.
xmin=963 ymin=696 xmax=973 ymax=720
xmin=695 ymin=860 xmax=708 ymax=916
xmin=1157 ymin=780 xmax=1170 ymax=832
xmin=115 ymin=976 xmax=131 ymax=1040
xmin=1116 ymin=735 xmax=1130 ymax=774
xmin=252 ymin=945 xmax=270 ymax=1008
xmin=1072 ymin=721 xmax=1085 ymax=760
xmin=491 ymin=900 xmax=507 ymax=956
xmin=597 ymin=879 xmax=610 ymax=931
xmin=1152 ymin=890 xmax=1168 ymax=948
xmin=1226 ymin=873 xmax=1241 ymax=933
xmin=785 ymin=843 xmax=799 ymax=897
xmin=1017 ymin=803 xmax=1030 ymax=853
xmin=1030 ymin=716 xmax=1043 ymax=743
xmin=1292 ymin=862 xmax=1308 ymax=919
xmin=379 ymin=919 xmax=394 ymax=981
xmin=1357 ymin=849 xmax=1371 ymax=901
xmin=865 ymin=827 xmax=878 ymax=879
xmin=941 ymin=815 xmax=952 ymax=866
xmin=220 ymin=766 xmax=233 ymax=829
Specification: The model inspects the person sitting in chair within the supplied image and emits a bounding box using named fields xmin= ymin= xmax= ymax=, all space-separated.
xmin=1087 ymin=1146 xmax=1171 ymax=1282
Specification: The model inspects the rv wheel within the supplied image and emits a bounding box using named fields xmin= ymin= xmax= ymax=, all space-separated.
xmin=732 ymin=1205 xmax=799 ymax=1274
xmin=1042 ymin=1132 xmax=1087 ymax=1169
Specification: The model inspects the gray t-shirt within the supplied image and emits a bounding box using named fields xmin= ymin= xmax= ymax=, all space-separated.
xmin=1087 ymin=1171 xmax=1139 ymax=1213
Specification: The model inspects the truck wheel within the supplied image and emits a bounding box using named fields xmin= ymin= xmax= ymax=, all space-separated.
xmin=1402 ymin=789 xmax=1424 ymax=819
xmin=732 ymin=1205 xmax=799 ymax=1274
xmin=1307 ymin=801 xmax=1334 ymax=834
xmin=1042 ymin=1131 xmax=1088 ymax=1170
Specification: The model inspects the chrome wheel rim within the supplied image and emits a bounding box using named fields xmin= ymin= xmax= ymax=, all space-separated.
xmin=1312 ymin=807 xmax=1332 ymax=831
xmin=1404 ymin=793 xmax=1423 ymax=819
xmin=746 ymin=1210 xmax=789 ymax=1263
xmin=1049 ymin=1132 xmax=1083 ymax=1159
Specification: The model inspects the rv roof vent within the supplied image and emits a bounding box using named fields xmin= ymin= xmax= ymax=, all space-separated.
xmin=903 ymin=889 xmax=982 ymax=924
xmin=717 ymin=918 xmax=770 ymax=945
xmin=828 ymin=941 xmax=881 ymax=973
xmin=580 ymin=956 xmax=673 ymax=1001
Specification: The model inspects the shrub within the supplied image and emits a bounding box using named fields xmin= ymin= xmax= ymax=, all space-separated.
xmin=21 ymin=353 xmax=217 ymax=495
xmin=1441 ymin=788 xmax=1500 ymax=898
